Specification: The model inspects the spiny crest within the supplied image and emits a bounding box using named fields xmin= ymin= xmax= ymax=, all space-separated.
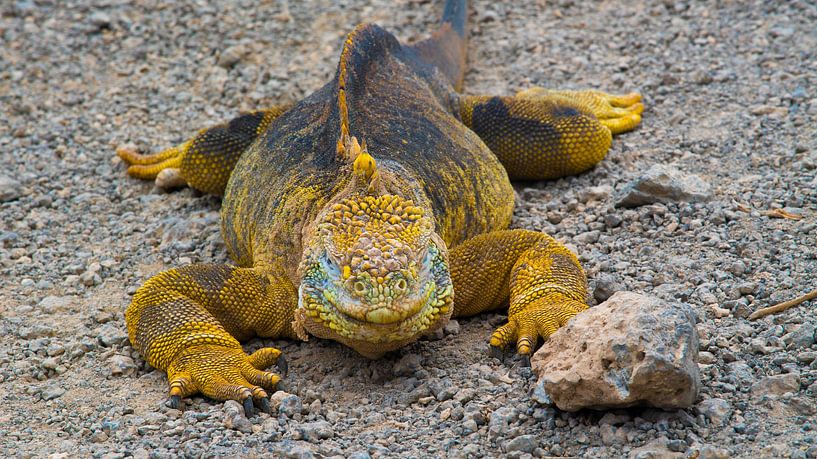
xmin=335 ymin=25 xmax=378 ymax=184
xmin=320 ymin=195 xmax=433 ymax=279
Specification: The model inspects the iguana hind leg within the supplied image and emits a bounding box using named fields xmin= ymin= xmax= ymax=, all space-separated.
xmin=126 ymin=263 xmax=296 ymax=415
xmin=459 ymin=89 xmax=643 ymax=180
xmin=450 ymin=229 xmax=588 ymax=359
xmin=118 ymin=105 xmax=290 ymax=195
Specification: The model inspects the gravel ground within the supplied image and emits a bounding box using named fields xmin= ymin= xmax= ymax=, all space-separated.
xmin=2 ymin=0 xmax=816 ymax=457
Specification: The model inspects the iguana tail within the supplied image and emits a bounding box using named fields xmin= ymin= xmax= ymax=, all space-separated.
xmin=409 ymin=0 xmax=469 ymax=92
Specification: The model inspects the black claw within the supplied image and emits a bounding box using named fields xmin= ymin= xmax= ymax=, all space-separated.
xmin=276 ymin=379 xmax=288 ymax=393
xmin=277 ymin=354 xmax=288 ymax=378
xmin=243 ymin=397 xmax=254 ymax=417
xmin=168 ymin=395 xmax=183 ymax=410
xmin=489 ymin=345 xmax=504 ymax=361
xmin=520 ymin=355 xmax=531 ymax=368
xmin=256 ymin=396 xmax=271 ymax=414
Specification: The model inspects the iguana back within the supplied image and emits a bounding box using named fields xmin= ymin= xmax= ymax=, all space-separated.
xmin=221 ymin=18 xmax=514 ymax=273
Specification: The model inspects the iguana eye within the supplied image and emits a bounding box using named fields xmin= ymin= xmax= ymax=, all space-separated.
xmin=353 ymin=281 xmax=367 ymax=294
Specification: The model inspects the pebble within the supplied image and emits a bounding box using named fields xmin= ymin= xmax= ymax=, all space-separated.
xmin=0 ymin=174 xmax=23 ymax=202
xmin=697 ymin=398 xmax=732 ymax=425
xmin=42 ymin=385 xmax=66 ymax=400
xmin=96 ymin=324 xmax=129 ymax=347
xmin=614 ymin=164 xmax=712 ymax=208
xmin=752 ymin=373 xmax=801 ymax=396
xmin=278 ymin=394 xmax=303 ymax=417
xmin=504 ymin=434 xmax=537 ymax=453
xmin=293 ymin=421 xmax=334 ymax=442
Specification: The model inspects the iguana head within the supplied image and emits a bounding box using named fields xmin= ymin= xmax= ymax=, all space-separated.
xmin=297 ymin=193 xmax=454 ymax=358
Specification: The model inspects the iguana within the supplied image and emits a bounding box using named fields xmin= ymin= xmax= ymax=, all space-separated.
xmin=117 ymin=0 xmax=643 ymax=415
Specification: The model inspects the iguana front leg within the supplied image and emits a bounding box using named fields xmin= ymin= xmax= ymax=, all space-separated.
xmin=117 ymin=105 xmax=291 ymax=195
xmin=459 ymin=89 xmax=643 ymax=180
xmin=126 ymin=264 xmax=296 ymax=415
xmin=450 ymin=230 xmax=588 ymax=362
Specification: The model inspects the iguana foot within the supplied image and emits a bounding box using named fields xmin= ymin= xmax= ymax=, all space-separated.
xmin=117 ymin=143 xmax=186 ymax=187
xmin=458 ymin=88 xmax=643 ymax=180
xmin=488 ymin=294 xmax=588 ymax=357
xmin=117 ymin=106 xmax=290 ymax=195
xmin=167 ymin=345 xmax=284 ymax=416
xmin=516 ymin=87 xmax=644 ymax=134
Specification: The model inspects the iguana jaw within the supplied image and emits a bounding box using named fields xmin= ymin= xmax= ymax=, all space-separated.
xmin=295 ymin=194 xmax=454 ymax=358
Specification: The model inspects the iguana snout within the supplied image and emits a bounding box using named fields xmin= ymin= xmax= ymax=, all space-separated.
xmin=296 ymin=194 xmax=453 ymax=357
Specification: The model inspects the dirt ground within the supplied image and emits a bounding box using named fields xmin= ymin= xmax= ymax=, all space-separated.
xmin=1 ymin=0 xmax=816 ymax=457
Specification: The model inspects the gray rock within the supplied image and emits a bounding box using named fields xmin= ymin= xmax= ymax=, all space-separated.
xmin=593 ymin=273 xmax=621 ymax=303
xmin=726 ymin=361 xmax=754 ymax=386
xmin=38 ymin=296 xmax=73 ymax=313
xmin=96 ymin=324 xmax=129 ymax=347
xmin=698 ymin=445 xmax=731 ymax=459
xmin=785 ymin=323 xmax=815 ymax=349
xmin=0 ymin=174 xmax=23 ymax=202
xmin=293 ymin=420 xmax=334 ymax=442
xmin=504 ymin=434 xmax=537 ymax=453
xmin=443 ymin=319 xmax=460 ymax=335
xmin=752 ymin=373 xmax=801 ymax=396
xmin=109 ymin=354 xmax=136 ymax=376
xmin=278 ymin=394 xmax=303 ymax=417
xmin=696 ymin=398 xmax=732 ymax=425
xmin=532 ymin=291 xmax=700 ymax=411
xmin=614 ymin=164 xmax=712 ymax=208
xmin=223 ymin=400 xmax=252 ymax=433
xmin=42 ymin=385 xmax=66 ymax=400
xmin=217 ymin=44 xmax=248 ymax=68
xmin=393 ymin=353 xmax=422 ymax=376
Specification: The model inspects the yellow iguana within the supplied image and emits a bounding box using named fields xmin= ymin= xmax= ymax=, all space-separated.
xmin=117 ymin=0 xmax=643 ymax=415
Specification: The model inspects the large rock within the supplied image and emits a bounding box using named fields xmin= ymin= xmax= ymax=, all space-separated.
xmin=614 ymin=164 xmax=712 ymax=208
xmin=531 ymin=291 xmax=700 ymax=411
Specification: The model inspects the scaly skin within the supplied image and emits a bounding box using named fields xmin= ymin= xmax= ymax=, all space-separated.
xmin=118 ymin=0 xmax=644 ymax=414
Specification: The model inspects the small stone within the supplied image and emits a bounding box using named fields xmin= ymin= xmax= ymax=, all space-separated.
xmin=0 ymin=174 xmax=23 ymax=202
xmin=110 ymin=354 xmax=137 ymax=376
xmin=41 ymin=357 xmax=59 ymax=370
xmin=89 ymin=430 xmax=108 ymax=443
xmin=278 ymin=394 xmax=303 ymax=417
xmin=393 ymin=353 xmax=422 ymax=376
xmin=711 ymin=305 xmax=730 ymax=318
xmin=697 ymin=398 xmax=732 ymax=426
xmin=530 ymin=378 xmax=552 ymax=405
xmin=39 ymin=296 xmax=73 ymax=313
xmin=443 ymin=319 xmax=460 ymax=335
xmin=217 ymin=44 xmax=248 ymax=68
xmin=698 ymin=351 xmax=716 ymax=364
xmin=294 ymin=420 xmax=334 ymax=442
xmin=42 ymin=385 xmax=66 ymax=400
xmin=155 ymin=168 xmax=186 ymax=191
xmin=752 ymin=373 xmax=801 ymax=396
xmin=97 ymin=324 xmax=129 ymax=347
xmin=698 ymin=445 xmax=731 ymax=459
xmin=786 ymin=323 xmax=815 ymax=349
xmin=504 ymin=434 xmax=537 ymax=453
xmin=614 ymin=164 xmax=712 ymax=208
xmin=593 ymin=273 xmax=621 ymax=303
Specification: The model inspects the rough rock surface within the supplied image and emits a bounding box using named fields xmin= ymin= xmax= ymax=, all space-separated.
xmin=532 ymin=291 xmax=700 ymax=411
xmin=615 ymin=164 xmax=712 ymax=208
